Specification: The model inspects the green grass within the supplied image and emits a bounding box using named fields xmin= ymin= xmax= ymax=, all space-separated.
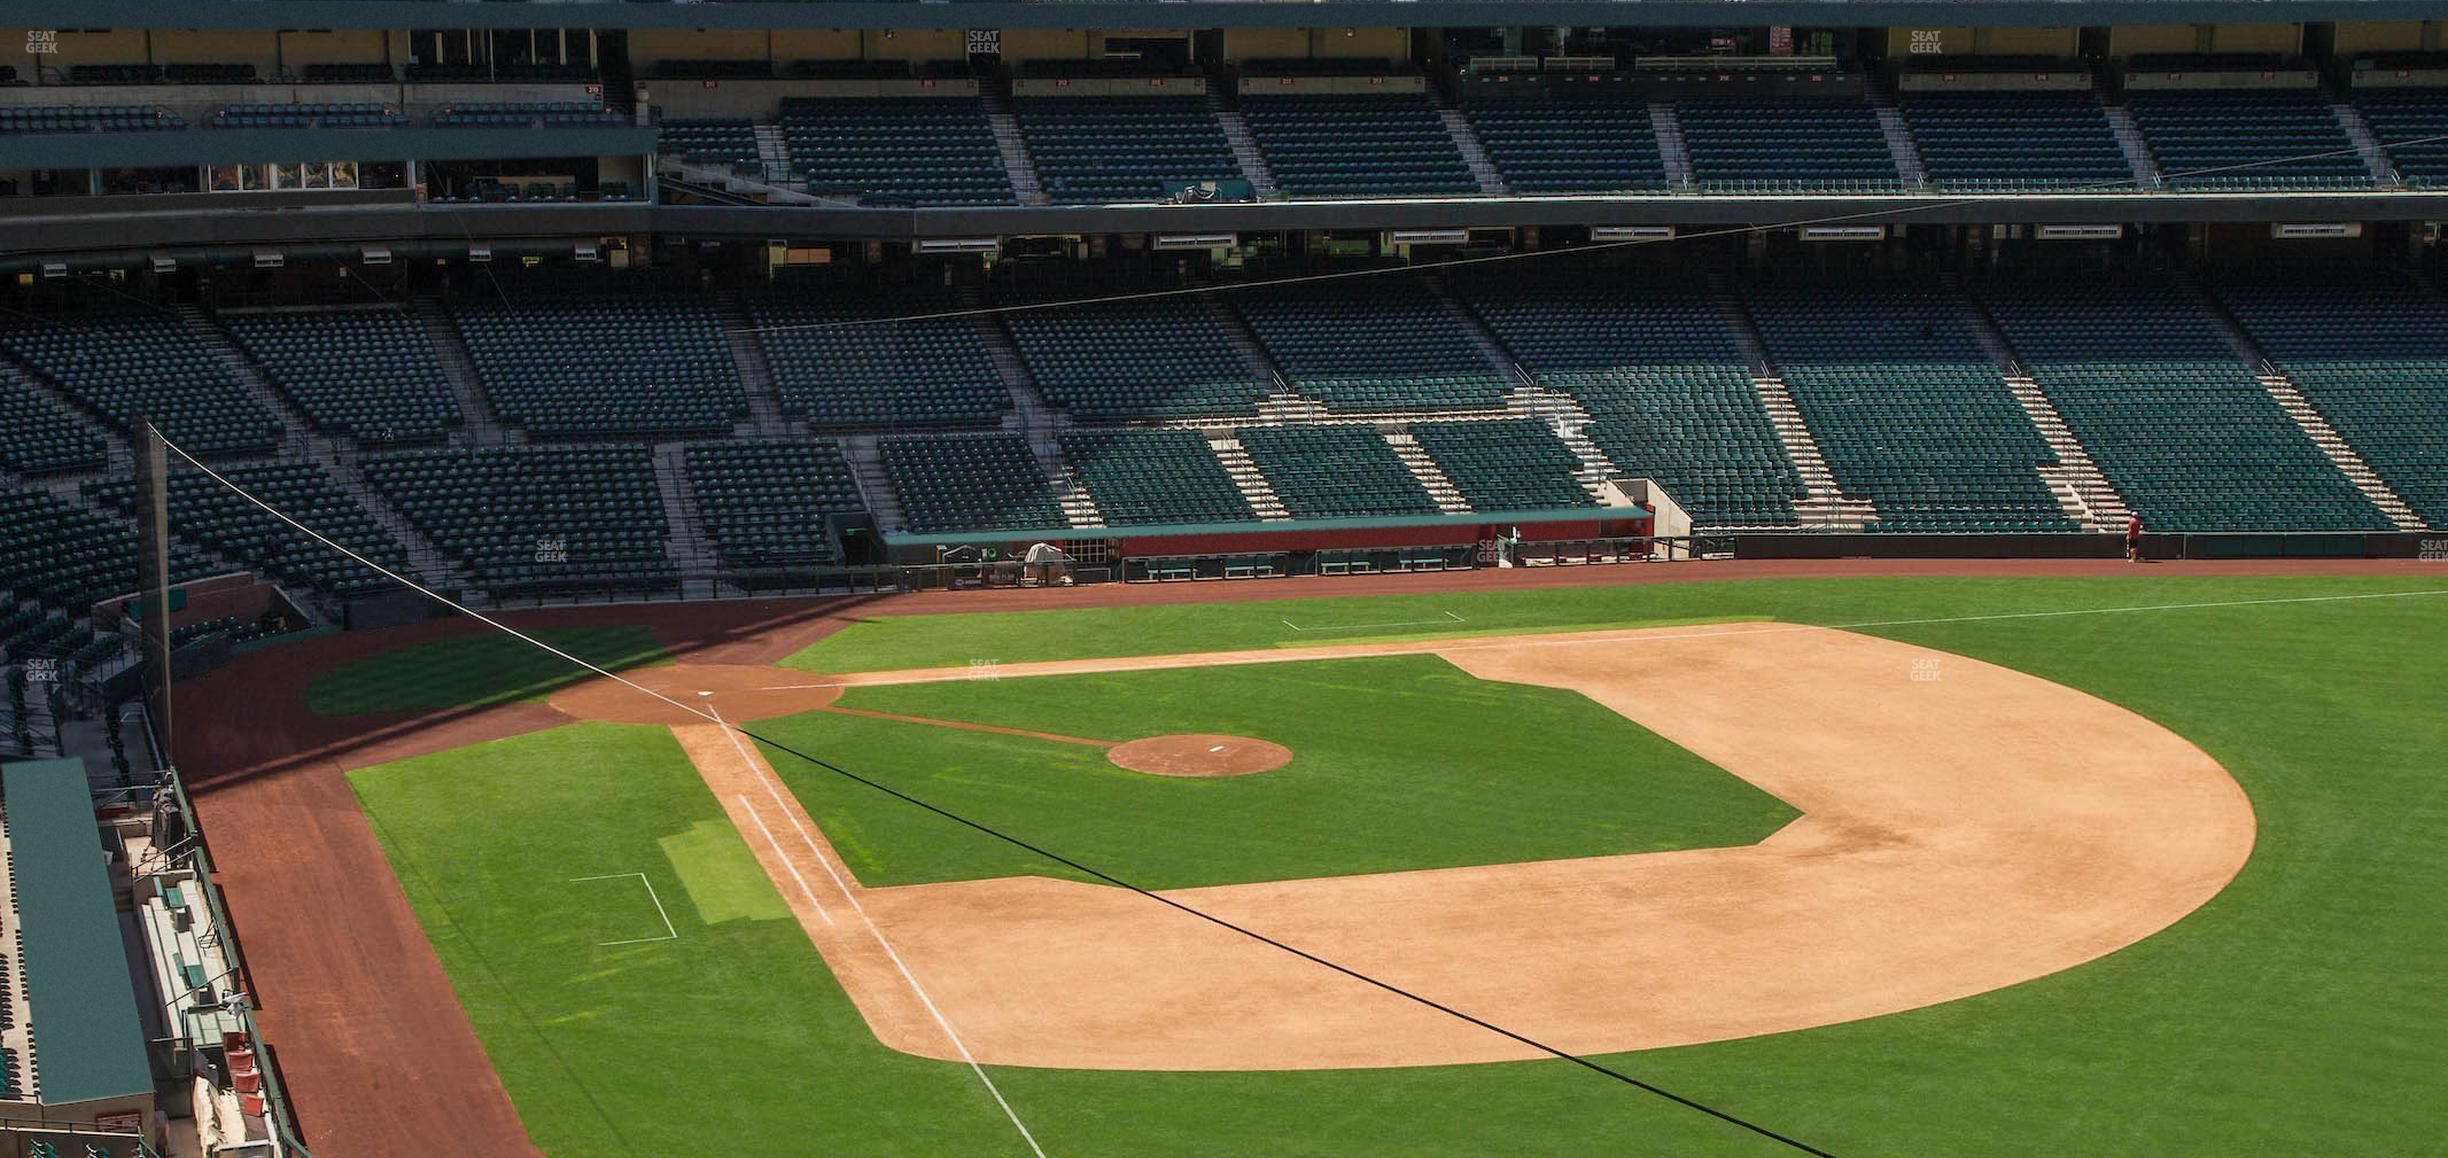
xmin=747 ymin=655 xmax=1794 ymax=890
xmin=307 ymin=627 xmax=667 ymax=715
xmin=355 ymin=575 xmax=2448 ymax=1155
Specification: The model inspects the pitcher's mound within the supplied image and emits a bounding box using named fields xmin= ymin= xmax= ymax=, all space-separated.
xmin=550 ymin=664 xmax=842 ymax=726
xmin=1108 ymin=734 xmax=1291 ymax=778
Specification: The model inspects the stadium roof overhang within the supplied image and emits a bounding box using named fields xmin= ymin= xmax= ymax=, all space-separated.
xmin=4 ymin=192 xmax=2445 ymax=261
xmin=22 ymin=0 xmax=2448 ymax=32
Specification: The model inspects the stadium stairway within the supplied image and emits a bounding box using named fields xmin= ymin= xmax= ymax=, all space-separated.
xmin=651 ymin=444 xmax=725 ymax=589
xmin=1864 ymin=80 xmax=1932 ymax=189
xmin=1206 ymin=433 xmax=1292 ymax=519
xmin=1649 ymin=102 xmax=1697 ymax=192
xmin=1505 ymin=385 xmax=1624 ymax=502
xmin=979 ymin=87 xmax=1050 ymax=206
xmin=172 ymin=305 xmax=323 ymax=461
xmin=329 ymin=464 xmax=474 ymax=592
xmin=1382 ymin=429 xmax=1475 ymax=513
xmin=838 ymin=435 xmax=911 ymax=533
xmin=410 ymin=299 xmax=506 ymax=445
xmin=2332 ymin=101 xmax=2402 ymax=188
xmin=2101 ymin=100 xmax=2167 ymax=189
xmin=1425 ymin=275 xmax=1535 ymax=389
xmin=2179 ymin=274 xmax=2427 ymax=529
xmin=1204 ymin=295 xmax=1294 ymax=394
xmin=1707 ymin=282 xmax=1879 ymax=530
xmin=964 ymin=305 xmax=1090 ymax=526
xmin=1435 ymin=102 xmax=1510 ymax=196
xmin=712 ymin=290 xmax=793 ymax=437
xmin=1208 ymin=91 xmax=1279 ymax=197
xmin=1947 ymin=277 xmax=2133 ymax=529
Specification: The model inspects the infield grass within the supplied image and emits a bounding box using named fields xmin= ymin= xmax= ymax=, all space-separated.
xmin=353 ymin=574 xmax=2448 ymax=1156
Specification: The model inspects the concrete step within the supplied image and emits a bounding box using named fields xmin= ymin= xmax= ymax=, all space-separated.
xmin=2102 ymin=102 xmax=2165 ymax=190
xmin=411 ymin=299 xmax=508 ymax=446
xmin=1382 ymin=429 xmax=1474 ymax=515
xmin=712 ymin=291 xmax=792 ymax=437
xmin=1209 ymin=94 xmax=1278 ymax=197
xmin=1208 ymin=435 xmax=1291 ymax=520
xmin=1649 ymin=102 xmax=1696 ymax=191
xmin=840 ymin=435 xmax=909 ymax=534
xmin=1436 ymin=106 xmax=1509 ymax=196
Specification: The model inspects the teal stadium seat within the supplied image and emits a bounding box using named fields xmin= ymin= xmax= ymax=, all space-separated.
xmin=780 ymin=97 xmax=1013 ymax=206
xmin=684 ymin=441 xmax=867 ymax=565
xmin=360 ymin=446 xmax=676 ymax=593
xmin=1004 ymin=295 xmax=1268 ymax=420
xmin=2123 ymin=89 xmax=2371 ymax=190
xmin=752 ymin=291 xmax=1010 ymax=429
xmin=879 ymin=434 xmax=1067 ymax=533
xmin=1409 ymin=418 xmax=1599 ymax=511
xmin=450 ymin=297 xmax=745 ymax=437
xmin=1016 ymin=94 xmax=1240 ymax=204
xmin=1059 ymin=428 xmax=1257 ymax=525
xmin=1237 ymin=424 xmax=1442 ymax=519
xmin=1900 ymin=90 xmax=2135 ymax=192
xmin=1240 ymin=93 xmax=1478 ymax=198
xmin=1236 ymin=282 xmax=1513 ymax=412
xmin=0 ymin=311 xmax=283 ymax=456
xmin=220 ymin=307 xmax=463 ymax=444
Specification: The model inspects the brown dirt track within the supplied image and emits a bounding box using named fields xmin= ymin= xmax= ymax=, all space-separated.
xmin=1107 ymin=734 xmax=1293 ymax=777
xmin=169 ymin=559 xmax=2431 ymax=1156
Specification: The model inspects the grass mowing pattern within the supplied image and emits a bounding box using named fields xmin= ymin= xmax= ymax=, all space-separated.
xmin=746 ymin=655 xmax=1795 ymax=890
xmin=308 ymin=626 xmax=666 ymax=715
xmin=356 ymin=577 xmax=2448 ymax=1155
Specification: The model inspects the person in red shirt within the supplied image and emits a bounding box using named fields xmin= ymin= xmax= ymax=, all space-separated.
xmin=2125 ymin=515 xmax=2145 ymax=563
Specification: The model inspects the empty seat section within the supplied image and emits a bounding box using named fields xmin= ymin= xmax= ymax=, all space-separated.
xmin=220 ymin=307 xmax=463 ymax=444
xmin=2353 ymin=87 xmax=2448 ymax=188
xmin=360 ymin=446 xmax=674 ymax=592
xmin=209 ymin=103 xmax=411 ymax=129
xmin=752 ymin=294 xmax=1008 ymax=428
xmin=879 ymin=434 xmax=1066 ymax=533
xmin=2214 ymin=279 xmax=2448 ymax=528
xmin=0 ymin=106 xmax=184 ymax=134
xmin=450 ymin=297 xmax=744 ymax=437
xmin=1237 ymin=424 xmax=1441 ymax=519
xmin=1677 ymin=96 xmax=1901 ymax=193
xmin=1240 ymin=94 xmax=1476 ymax=198
xmin=1459 ymin=280 xmax=1804 ymax=526
xmin=2123 ymin=90 xmax=2369 ymax=190
xmin=0 ymin=486 xmax=209 ymax=613
xmin=684 ymin=441 xmax=866 ymax=566
xmin=1410 ymin=419 xmax=1598 ymax=510
xmin=1462 ymin=94 xmax=1668 ymax=194
xmin=0 ymin=371 xmax=106 ymax=474
xmin=1900 ymin=90 xmax=2133 ymax=191
xmin=1058 ymin=428 xmax=1255 ymax=525
xmin=1017 ymin=95 xmax=1239 ymax=203
xmin=1003 ymin=296 xmax=1265 ymax=419
xmin=432 ymin=101 xmax=625 ymax=128
xmin=1235 ymin=283 xmax=1512 ymax=411
xmin=780 ymin=97 xmax=1012 ymax=206
xmin=1981 ymin=279 xmax=2390 ymax=530
xmin=87 ymin=463 xmax=409 ymax=595
xmin=0 ymin=312 xmax=283 ymax=456
xmin=659 ymin=118 xmax=760 ymax=166
xmin=1746 ymin=283 xmax=2073 ymax=532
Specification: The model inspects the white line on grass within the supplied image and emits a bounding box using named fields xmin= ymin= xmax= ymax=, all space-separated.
xmin=1281 ymin=609 xmax=1467 ymax=633
xmin=734 ymin=794 xmax=834 ymax=927
xmin=568 ymin=873 xmax=678 ymax=947
xmin=709 ymin=705 xmax=1048 ymax=1158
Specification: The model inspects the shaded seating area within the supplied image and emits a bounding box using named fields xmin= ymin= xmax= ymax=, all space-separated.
xmin=1746 ymin=283 xmax=2075 ymax=533
xmin=1460 ymin=279 xmax=1804 ymax=526
xmin=2123 ymin=90 xmax=2370 ymax=189
xmin=0 ymin=106 xmax=184 ymax=134
xmin=2215 ymin=278 xmax=2448 ymax=528
xmin=1460 ymin=78 xmax=1669 ymax=194
xmin=219 ymin=307 xmax=462 ymax=444
xmin=1677 ymin=95 xmax=1902 ymax=193
xmin=780 ymin=97 xmax=1012 ymax=206
xmin=659 ymin=118 xmax=760 ymax=167
xmin=879 ymin=434 xmax=1066 ymax=533
xmin=209 ymin=103 xmax=410 ymax=129
xmin=1410 ymin=419 xmax=1598 ymax=511
xmin=1981 ymin=279 xmax=2391 ymax=530
xmin=2353 ymin=87 xmax=2448 ymax=188
xmin=86 ymin=463 xmax=409 ymax=596
xmin=1016 ymin=95 xmax=1240 ymax=203
xmin=1900 ymin=90 xmax=2134 ymax=191
xmin=360 ymin=446 xmax=676 ymax=592
xmin=1240 ymin=93 xmax=1477 ymax=198
xmin=684 ymin=441 xmax=866 ymax=566
xmin=0 ymin=312 xmax=282 ymax=456
xmin=1003 ymin=296 xmax=1267 ymax=419
xmin=1059 ymin=428 xmax=1256 ymax=526
xmin=0 ymin=372 xmax=105 ymax=475
xmin=0 ymin=486 xmax=208 ymax=614
xmin=753 ymin=294 xmax=1009 ymax=429
xmin=1236 ymin=283 xmax=1512 ymax=411
xmin=433 ymin=102 xmax=626 ymax=129
xmin=1238 ymin=424 xmax=1441 ymax=519
xmin=451 ymin=297 xmax=745 ymax=437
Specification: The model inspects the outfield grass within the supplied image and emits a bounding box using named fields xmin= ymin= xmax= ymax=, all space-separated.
xmin=746 ymin=655 xmax=1795 ymax=890
xmin=356 ymin=575 xmax=2448 ymax=1156
xmin=308 ymin=626 xmax=667 ymax=715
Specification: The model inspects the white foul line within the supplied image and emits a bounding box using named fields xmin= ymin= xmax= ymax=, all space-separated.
xmin=733 ymin=793 xmax=834 ymax=927
xmin=1281 ymin=610 xmax=1468 ymax=633
xmin=568 ymin=873 xmax=678 ymax=947
xmin=707 ymin=705 xmax=1047 ymax=1158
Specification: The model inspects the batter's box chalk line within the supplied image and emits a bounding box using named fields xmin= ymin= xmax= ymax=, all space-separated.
xmin=568 ymin=872 xmax=680 ymax=946
xmin=1280 ymin=610 xmax=1467 ymax=633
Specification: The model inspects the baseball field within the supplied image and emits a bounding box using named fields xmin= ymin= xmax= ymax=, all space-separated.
xmin=177 ymin=563 xmax=2448 ymax=1156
